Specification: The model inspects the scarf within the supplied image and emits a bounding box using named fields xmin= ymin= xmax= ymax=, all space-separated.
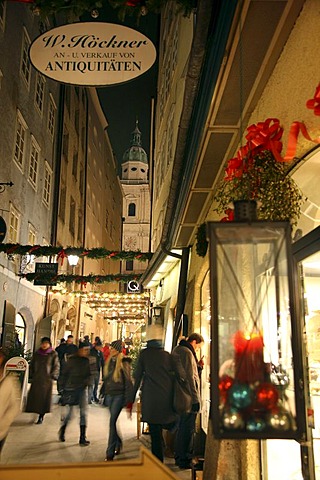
xmin=179 ymin=339 xmax=198 ymax=364
xmin=37 ymin=346 xmax=53 ymax=355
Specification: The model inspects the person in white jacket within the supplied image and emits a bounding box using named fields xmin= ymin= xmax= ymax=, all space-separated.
xmin=0 ymin=348 xmax=21 ymax=454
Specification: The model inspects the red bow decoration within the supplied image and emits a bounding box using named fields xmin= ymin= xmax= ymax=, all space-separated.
xmin=220 ymin=208 xmax=234 ymax=222
xmin=57 ymin=249 xmax=68 ymax=266
xmin=306 ymin=83 xmax=320 ymax=116
xmin=245 ymin=118 xmax=284 ymax=161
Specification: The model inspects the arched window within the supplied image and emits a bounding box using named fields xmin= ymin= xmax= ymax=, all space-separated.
xmin=128 ymin=203 xmax=136 ymax=216
xmin=15 ymin=313 xmax=26 ymax=347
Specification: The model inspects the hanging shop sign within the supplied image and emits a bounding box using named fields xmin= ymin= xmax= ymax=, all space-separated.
xmin=29 ymin=22 xmax=157 ymax=86
xmin=34 ymin=262 xmax=58 ymax=286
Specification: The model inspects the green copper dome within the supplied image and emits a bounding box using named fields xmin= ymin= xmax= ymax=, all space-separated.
xmin=122 ymin=121 xmax=148 ymax=165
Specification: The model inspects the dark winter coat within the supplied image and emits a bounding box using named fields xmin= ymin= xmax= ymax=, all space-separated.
xmin=172 ymin=340 xmax=201 ymax=404
xmin=131 ymin=342 xmax=177 ymax=425
xmin=60 ymin=354 xmax=91 ymax=391
xmin=25 ymin=348 xmax=59 ymax=414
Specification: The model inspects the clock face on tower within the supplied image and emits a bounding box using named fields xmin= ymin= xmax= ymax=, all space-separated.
xmin=125 ymin=236 xmax=137 ymax=249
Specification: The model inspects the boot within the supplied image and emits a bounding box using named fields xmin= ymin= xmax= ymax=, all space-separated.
xmin=79 ymin=425 xmax=90 ymax=446
xmin=36 ymin=414 xmax=44 ymax=424
xmin=59 ymin=424 xmax=66 ymax=442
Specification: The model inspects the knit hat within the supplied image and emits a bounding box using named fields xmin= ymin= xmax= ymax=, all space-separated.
xmin=110 ymin=339 xmax=122 ymax=352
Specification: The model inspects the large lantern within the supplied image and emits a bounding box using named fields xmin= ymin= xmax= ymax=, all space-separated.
xmin=207 ymin=221 xmax=306 ymax=439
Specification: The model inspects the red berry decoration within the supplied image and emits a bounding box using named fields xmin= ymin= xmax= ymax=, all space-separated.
xmin=219 ymin=375 xmax=234 ymax=393
xmin=255 ymin=383 xmax=279 ymax=410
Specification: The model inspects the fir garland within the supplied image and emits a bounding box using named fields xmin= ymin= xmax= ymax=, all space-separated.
xmin=19 ymin=272 xmax=142 ymax=284
xmin=23 ymin=0 xmax=196 ymax=21
xmin=0 ymin=243 xmax=152 ymax=262
xmin=195 ymin=223 xmax=208 ymax=257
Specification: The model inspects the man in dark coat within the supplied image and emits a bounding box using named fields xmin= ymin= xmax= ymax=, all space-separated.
xmin=130 ymin=325 xmax=177 ymax=462
xmin=25 ymin=337 xmax=59 ymax=424
xmin=58 ymin=341 xmax=91 ymax=446
xmin=88 ymin=339 xmax=104 ymax=404
xmin=56 ymin=335 xmax=78 ymax=396
xmin=172 ymin=332 xmax=204 ymax=469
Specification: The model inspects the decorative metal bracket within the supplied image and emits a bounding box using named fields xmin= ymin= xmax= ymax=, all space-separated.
xmin=0 ymin=182 xmax=14 ymax=193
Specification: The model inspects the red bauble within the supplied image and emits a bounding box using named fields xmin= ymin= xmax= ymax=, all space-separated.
xmin=126 ymin=0 xmax=141 ymax=6
xmin=255 ymin=383 xmax=279 ymax=410
xmin=219 ymin=375 xmax=234 ymax=405
xmin=219 ymin=375 xmax=234 ymax=392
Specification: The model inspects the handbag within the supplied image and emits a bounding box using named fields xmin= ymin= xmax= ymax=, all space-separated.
xmin=173 ymin=376 xmax=192 ymax=415
xmin=61 ymin=387 xmax=82 ymax=406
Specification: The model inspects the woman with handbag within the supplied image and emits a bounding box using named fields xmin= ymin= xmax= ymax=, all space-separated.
xmin=25 ymin=337 xmax=59 ymax=424
xmin=58 ymin=341 xmax=92 ymax=446
xmin=102 ymin=339 xmax=133 ymax=461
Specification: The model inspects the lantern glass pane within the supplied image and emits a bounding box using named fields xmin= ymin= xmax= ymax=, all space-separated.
xmin=208 ymin=222 xmax=299 ymax=439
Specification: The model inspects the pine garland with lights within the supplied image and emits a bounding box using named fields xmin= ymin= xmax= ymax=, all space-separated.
xmin=19 ymin=272 xmax=142 ymax=284
xmin=13 ymin=0 xmax=196 ymax=20
xmin=0 ymin=244 xmax=152 ymax=262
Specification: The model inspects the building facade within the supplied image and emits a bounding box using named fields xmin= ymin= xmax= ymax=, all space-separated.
xmin=142 ymin=0 xmax=320 ymax=478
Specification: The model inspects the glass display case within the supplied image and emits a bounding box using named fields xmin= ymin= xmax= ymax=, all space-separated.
xmin=207 ymin=221 xmax=306 ymax=439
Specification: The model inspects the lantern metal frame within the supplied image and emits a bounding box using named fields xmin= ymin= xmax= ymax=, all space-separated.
xmin=207 ymin=221 xmax=306 ymax=440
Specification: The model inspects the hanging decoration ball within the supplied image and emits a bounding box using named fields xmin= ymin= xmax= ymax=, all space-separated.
xmin=268 ymin=410 xmax=291 ymax=431
xmin=222 ymin=409 xmax=244 ymax=430
xmin=270 ymin=367 xmax=290 ymax=390
xmin=228 ymin=383 xmax=252 ymax=409
xmin=246 ymin=416 xmax=267 ymax=432
xmin=91 ymin=9 xmax=99 ymax=18
xmin=219 ymin=376 xmax=234 ymax=405
xmin=255 ymin=383 xmax=279 ymax=410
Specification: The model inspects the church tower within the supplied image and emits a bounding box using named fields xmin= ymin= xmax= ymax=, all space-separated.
xmin=121 ymin=121 xmax=150 ymax=279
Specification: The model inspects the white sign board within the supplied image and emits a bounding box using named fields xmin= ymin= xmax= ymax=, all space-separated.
xmin=4 ymin=356 xmax=29 ymax=409
xmin=29 ymin=22 xmax=157 ymax=86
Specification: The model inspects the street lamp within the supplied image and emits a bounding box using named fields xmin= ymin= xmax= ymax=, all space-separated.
xmin=67 ymin=255 xmax=79 ymax=267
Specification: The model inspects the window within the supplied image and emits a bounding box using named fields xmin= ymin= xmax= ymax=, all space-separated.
xmin=48 ymin=95 xmax=56 ymax=138
xmin=28 ymin=137 xmax=40 ymax=189
xmin=15 ymin=313 xmax=26 ymax=348
xmin=13 ymin=111 xmax=27 ymax=170
xmin=28 ymin=224 xmax=36 ymax=245
xmin=62 ymin=128 xmax=69 ymax=160
xmin=8 ymin=204 xmax=20 ymax=243
xmin=78 ymin=210 xmax=83 ymax=243
xmin=128 ymin=203 xmax=136 ymax=217
xmin=43 ymin=162 xmax=52 ymax=207
xmin=59 ymin=183 xmax=66 ymax=222
xmin=69 ymin=196 xmax=76 ymax=235
xmin=126 ymin=260 xmax=133 ymax=271
xmin=35 ymin=73 xmax=45 ymax=113
xmin=20 ymin=29 xmax=31 ymax=87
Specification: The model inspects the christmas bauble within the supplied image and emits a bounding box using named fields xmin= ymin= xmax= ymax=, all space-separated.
xmin=246 ymin=416 xmax=266 ymax=432
xmin=255 ymin=383 xmax=279 ymax=410
xmin=222 ymin=409 xmax=244 ymax=430
xmin=268 ymin=411 xmax=291 ymax=431
xmin=228 ymin=383 xmax=252 ymax=409
xmin=126 ymin=0 xmax=141 ymax=6
xmin=91 ymin=9 xmax=99 ymax=18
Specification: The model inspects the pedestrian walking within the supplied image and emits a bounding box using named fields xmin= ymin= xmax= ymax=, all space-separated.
xmin=88 ymin=339 xmax=104 ymax=404
xmin=56 ymin=335 xmax=78 ymax=396
xmin=0 ymin=348 xmax=20 ymax=455
xmin=58 ymin=341 xmax=92 ymax=446
xmin=102 ymin=339 xmax=133 ymax=461
xmin=25 ymin=336 xmax=59 ymax=424
xmin=172 ymin=332 xmax=204 ymax=469
xmin=102 ymin=342 xmax=110 ymax=362
xmin=130 ymin=325 xmax=177 ymax=463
